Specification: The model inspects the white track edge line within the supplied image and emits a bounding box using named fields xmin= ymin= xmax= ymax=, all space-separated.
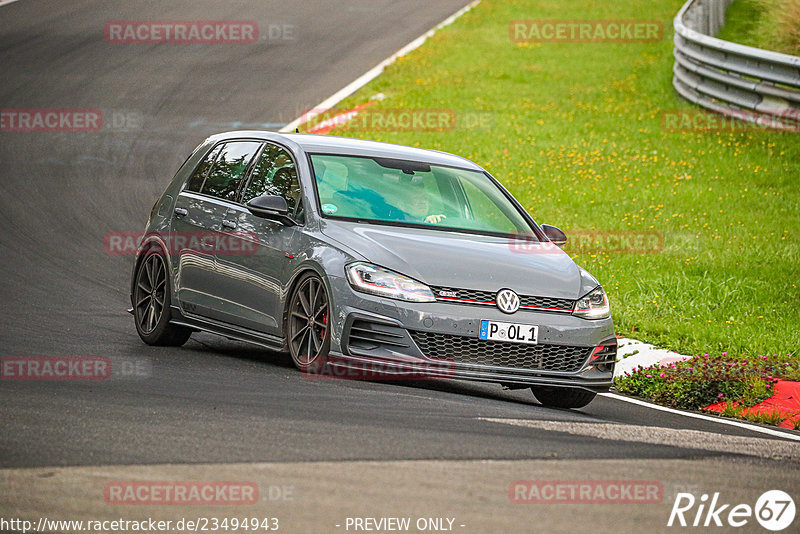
xmin=279 ymin=0 xmax=481 ymax=133
xmin=601 ymin=392 xmax=800 ymax=442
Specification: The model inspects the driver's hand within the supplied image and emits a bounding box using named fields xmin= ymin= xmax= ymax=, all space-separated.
xmin=424 ymin=214 xmax=447 ymax=224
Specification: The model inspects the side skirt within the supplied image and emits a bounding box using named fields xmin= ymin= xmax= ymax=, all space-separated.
xmin=168 ymin=305 xmax=286 ymax=352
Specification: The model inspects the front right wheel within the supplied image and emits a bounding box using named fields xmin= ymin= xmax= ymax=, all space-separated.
xmin=531 ymin=385 xmax=596 ymax=409
xmin=287 ymin=272 xmax=331 ymax=372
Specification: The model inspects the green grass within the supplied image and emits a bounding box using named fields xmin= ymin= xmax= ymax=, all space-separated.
xmin=740 ymin=409 xmax=788 ymax=426
xmin=303 ymin=0 xmax=800 ymax=374
xmin=703 ymin=403 xmax=789 ymax=427
xmin=614 ymin=352 xmax=788 ymax=414
xmin=718 ymin=0 xmax=800 ymax=56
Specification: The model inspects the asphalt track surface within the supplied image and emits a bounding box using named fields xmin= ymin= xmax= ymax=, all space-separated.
xmin=1 ymin=1 xmax=799 ymax=532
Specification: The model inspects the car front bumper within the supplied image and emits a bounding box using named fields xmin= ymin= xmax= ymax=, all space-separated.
xmin=324 ymin=276 xmax=617 ymax=392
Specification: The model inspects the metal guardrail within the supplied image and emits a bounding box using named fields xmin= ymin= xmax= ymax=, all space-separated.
xmin=673 ymin=0 xmax=800 ymax=130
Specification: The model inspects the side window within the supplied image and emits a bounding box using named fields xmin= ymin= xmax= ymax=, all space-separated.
xmin=200 ymin=141 xmax=262 ymax=201
xmin=185 ymin=144 xmax=223 ymax=193
xmin=241 ymin=143 xmax=301 ymax=213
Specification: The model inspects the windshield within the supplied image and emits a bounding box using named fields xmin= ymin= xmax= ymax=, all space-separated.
xmin=310 ymin=154 xmax=537 ymax=239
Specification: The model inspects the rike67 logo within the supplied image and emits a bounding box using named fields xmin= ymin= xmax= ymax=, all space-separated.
xmin=668 ymin=490 xmax=796 ymax=531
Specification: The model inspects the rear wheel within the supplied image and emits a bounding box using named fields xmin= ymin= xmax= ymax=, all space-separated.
xmin=531 ymin=386 xmax=596 ymax=409
xmin=287 ymin=272 xmax=331 ymax=372
xmin=133 ymin=248 xmax=192 ymax=346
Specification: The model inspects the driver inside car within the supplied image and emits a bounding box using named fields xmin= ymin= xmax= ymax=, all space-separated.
xmin=404 ymin=182 xmax=447 ymax=224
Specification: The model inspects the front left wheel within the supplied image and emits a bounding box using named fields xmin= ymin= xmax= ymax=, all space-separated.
xmin=133 ymin=248 xmax=192 ymax=346
xmin=287 ymin=272 xmax=331 ymax=372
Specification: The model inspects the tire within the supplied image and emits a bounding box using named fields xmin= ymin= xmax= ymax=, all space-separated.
xmin=286 ymin=272 xmax=331 ymax=373
xmin=531 ymin=386 xmax=596 ymax=409
xmin=133 ymin=247 xmax=192 ymax=346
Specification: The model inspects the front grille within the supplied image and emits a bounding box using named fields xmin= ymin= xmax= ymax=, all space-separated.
xmin=519 ymin=295 xmax=574 ymax=311
xmin=409 ymin=331 xmax=591 ymax=372
xmin=431 ymin=287 xmax=495 ymax=304
xmin=430 ymin=286 xmax=573 ymax=313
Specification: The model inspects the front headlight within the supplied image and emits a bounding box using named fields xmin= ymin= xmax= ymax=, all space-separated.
xmin=573 ymin=286 xmax=610 ymax=319
xmin=346 ymin=262 xmax=436 ymax=303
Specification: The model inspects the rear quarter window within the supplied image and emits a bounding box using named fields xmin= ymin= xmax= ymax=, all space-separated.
xmin=200 ymin=141 xmax=262 ymax=202
xmin=185 ymin=144 xmax=223 ymax=193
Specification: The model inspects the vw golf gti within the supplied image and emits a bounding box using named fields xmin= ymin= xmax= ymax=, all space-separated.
xmin=129 ymin=131 xmax=616 ymax=408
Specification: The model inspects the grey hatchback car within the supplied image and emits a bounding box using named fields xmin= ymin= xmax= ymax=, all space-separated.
xmin=130 ymin=131 xmax=616 ymax=408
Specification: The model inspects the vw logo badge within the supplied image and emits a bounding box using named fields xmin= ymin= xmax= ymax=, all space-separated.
xmin=496 ymin=289 xmax=520 ymax=314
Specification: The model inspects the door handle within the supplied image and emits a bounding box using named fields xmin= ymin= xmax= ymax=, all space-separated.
xmin=174 ymin=207 xmax=188 ymax=217
xmin=221 ymin=220 xmax=237 ymax=229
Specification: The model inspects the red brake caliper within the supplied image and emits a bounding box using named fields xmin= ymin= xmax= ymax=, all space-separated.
xmin=320 ymin=311 xmax=327 ymax=340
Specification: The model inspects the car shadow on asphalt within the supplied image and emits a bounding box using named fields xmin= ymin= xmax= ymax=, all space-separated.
xmin=177 ymin=334 xmax=603 ymax=417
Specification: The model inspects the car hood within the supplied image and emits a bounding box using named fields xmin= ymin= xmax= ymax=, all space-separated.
xmin=320 ymin=221 xmax=593 ymax=299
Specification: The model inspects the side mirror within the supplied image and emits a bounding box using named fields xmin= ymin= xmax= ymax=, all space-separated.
xmin=246 ymin=195 xmax=296 ymax=226
xmin=541 ymin=224 xmax=567 ymax=247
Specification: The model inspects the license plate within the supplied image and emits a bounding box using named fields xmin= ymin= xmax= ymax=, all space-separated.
xmin=479 ymin=320 xmax=538 ymax=344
